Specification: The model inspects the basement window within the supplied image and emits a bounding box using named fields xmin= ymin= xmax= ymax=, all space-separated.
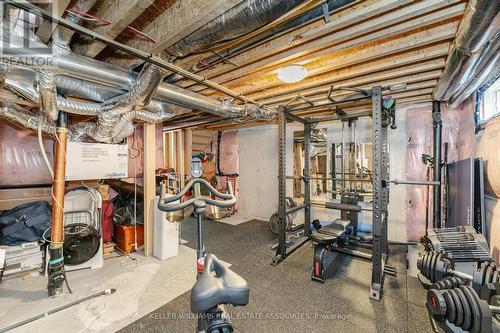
xmin=477 ymin=75 xmax=500 ymax=125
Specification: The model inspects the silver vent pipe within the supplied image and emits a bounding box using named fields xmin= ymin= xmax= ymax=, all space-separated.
xmin=433 ymin=0 xmax=500 ymax=105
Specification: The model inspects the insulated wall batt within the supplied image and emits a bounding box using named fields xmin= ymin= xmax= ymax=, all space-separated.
xmin=0 ymin=121 xmax=54 ymax=186
xmin=405 ymin=103 xmax=460 ymax=240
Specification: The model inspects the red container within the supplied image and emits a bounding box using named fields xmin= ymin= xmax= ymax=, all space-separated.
xmin=102 ymin=201 xmax=114 ymax=242
xmin=113 ymin=224 xmax=144 ymax=254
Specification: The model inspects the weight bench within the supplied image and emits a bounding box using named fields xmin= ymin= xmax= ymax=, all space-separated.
xmin=311 ymin=219 xmax=351 ymax=283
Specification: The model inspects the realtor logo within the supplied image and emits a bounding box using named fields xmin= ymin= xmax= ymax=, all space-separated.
xmin=0 ymin=1 xmax=56 ymax=66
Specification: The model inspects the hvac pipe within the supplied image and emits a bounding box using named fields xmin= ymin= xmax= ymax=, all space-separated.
xmin=1 ymin=32 xmax=267 ymax=121
xmin=5 ymin=0 xmax=267 ymax=109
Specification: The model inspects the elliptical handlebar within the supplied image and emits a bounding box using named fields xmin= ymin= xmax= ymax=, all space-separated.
xmin=158 ymin=178 xmax=236 ymax=212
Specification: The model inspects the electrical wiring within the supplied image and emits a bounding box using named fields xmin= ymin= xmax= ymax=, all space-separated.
xmin=38 ymin=119 xmax=54 ymax=178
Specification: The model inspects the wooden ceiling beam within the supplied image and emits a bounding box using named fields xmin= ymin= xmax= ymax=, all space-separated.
xmin=281 ymin=80 xmax=437 ymax=110
xmin=107 ymin=0 xmax=243 ymax=68
xmin=180 ymin=1 xmax=464 ymax=92
xmin=266 ymin=70 xmax=442 ymax=109
xmin=217 ymin=42 xmax=450 ymax=102
xmin=72 ymin=0 xmax=155 ymax=58
xmin=175 ymin=0 xmax=410 ymax=86
xmin=36 ymin=0 xmax=71 ymax=43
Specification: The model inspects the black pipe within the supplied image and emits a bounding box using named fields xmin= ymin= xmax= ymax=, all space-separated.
xmin=432 ymin=101 xmax=442 ymax=228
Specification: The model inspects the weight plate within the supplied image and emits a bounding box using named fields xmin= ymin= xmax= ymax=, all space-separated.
xmin=449 ymin=289 xmax=464 ymax=328
xmin=430 ymin=251 xmax=439 ymax=282
xmin=461 ymin=286 xmax=480 ymax=333
xmin=451 ymin=277 xmax=461 ymax=288
xmin=427 ymin=289 xmax=447 ymax=316
xmin=425 ymin=252 xmax=433 ymax=280
xmin=269 ymin=213 xmax=291 ymax=235
xmin=481 ymin=263 xmax=491 ymax=286
xmin=466 ymin=285 xmax=484 ymax=333
xmin=443 ymin=278 xmax=453 ymax=290
xmin=443 ymin=290 xmax=456 ymax=323
xmin=456 ymin=288 xmax=471 ymax=331
xmin=493 ymin=269 xmax=499 ymax=283
xmin=485 ymin=264 xmax=494 ymax=284
xmin=422 ymin=253 xmax=430 ymax=279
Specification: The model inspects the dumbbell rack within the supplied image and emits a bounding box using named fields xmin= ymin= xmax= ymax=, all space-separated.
xmin=423 ymin=226 xmax=492 ymax=278
xmin=418 ymin=227 xmax=500 ymax=332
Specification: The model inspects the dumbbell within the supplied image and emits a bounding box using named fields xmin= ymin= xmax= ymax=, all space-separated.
xmin=418 ymin=252 xmax=500 ymax=292
xmin=417 ymin=251 xmax=473 ymax=283
xmin=427 ymin=285 xmax=494 ymax=333
xmin=431 ymin=276 xmax=466 ymax=290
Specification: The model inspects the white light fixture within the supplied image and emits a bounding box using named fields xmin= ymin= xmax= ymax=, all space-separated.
xmin=277 ymin=65 xmax=308 ymax=83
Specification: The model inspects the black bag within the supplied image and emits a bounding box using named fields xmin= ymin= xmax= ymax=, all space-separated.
xmin=0 ymin=201 xmax=52 ymax=245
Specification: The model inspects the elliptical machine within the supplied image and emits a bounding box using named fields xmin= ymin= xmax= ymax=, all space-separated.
xmin=158 ymin=158 xmax=249 ymax=333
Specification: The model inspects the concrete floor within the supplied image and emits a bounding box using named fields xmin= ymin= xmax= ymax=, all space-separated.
xmin=0 ymin=218 xmax=431 ymax=333
xmin=0 ymin=245 xmax=197 ymax=333
xmin=121 ymin=218 xmax=432 ymax=333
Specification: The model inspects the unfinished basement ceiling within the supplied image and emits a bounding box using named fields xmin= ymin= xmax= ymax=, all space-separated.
xmin=57 ymin=0 xmax=467 ymax=129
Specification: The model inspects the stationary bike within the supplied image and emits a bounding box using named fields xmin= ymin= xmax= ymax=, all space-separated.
xmin=158 ymin=158 xmax=249 ymax=333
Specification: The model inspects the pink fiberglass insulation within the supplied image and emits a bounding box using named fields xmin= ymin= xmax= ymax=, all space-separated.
xmin=217 ymin=131 xmax=239 ymax=176
xmin=127 ymin=124 xmax=165 ymax=178
xmin=406 ymin=103 xmax=460 ymax=240
xmin=0 ymin=121 xmax=54 ymax=186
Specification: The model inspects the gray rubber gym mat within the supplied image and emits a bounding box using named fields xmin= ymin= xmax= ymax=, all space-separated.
xmin=120 ymin=219 xmax=432 ymax=333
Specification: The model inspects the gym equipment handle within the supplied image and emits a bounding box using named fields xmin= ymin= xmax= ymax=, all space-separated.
xmin=158 ymin=178 xmax=236 ymax=212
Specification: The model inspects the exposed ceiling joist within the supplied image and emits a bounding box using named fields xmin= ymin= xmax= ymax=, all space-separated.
xmin=72 ymin=0 xmax=155 ymax=57
xmin=213 ymin=40 xmax=452 ymax=100
xmin=35 ymin=0 xmax=71 ymax=43
xmin=262 ymin=65 xmax=444 ymax=107
xmin=106 ymin=0 xmax=243 ymax=68
xmin=179 ymin=0 xmax=465 ymax=93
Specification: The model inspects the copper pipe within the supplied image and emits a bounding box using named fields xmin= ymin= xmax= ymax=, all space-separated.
xmin=50 ymin=127 xmax=68 ymax=246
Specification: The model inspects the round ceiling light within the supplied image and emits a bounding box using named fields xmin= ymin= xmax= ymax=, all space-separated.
xmin=277 ymin=65 xmax=308 ymax=83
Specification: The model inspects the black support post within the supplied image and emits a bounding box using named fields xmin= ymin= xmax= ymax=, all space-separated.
xmin=432 ymin=101 xmax=442 ymax=228
xmin=370 ymin=86 xmax=386 ymax=301
xmin=304 ymin=121 xmax=312 ymax=237
xmin=331 ymin=143 xmax=336 ymax=199
xmin=276 ymin=109 xmax=287 ymax=261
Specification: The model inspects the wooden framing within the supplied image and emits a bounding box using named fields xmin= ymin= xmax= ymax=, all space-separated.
xmin=72 ymin=0 xmax=155 ymax=57
xmin=143 ymin=122 xmax=156 ymax=256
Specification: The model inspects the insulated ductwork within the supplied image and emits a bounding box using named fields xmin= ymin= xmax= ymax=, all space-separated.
xmin=433 ymin=0 xmax=500 ymax=105
xmin=166 ymin=0 xmax=304 ymax=58
xmin=64 ymin=63 xmax=171 ymax=143
xmin=2 ymin=30 xmax=270 ymax=118
xmin=1 ymin=61 xmax=173 ymax=143
xmin=0 ymin=103 xmax=55 ymax=135
xmin=38 ymin=69 xmax=59 ymax=121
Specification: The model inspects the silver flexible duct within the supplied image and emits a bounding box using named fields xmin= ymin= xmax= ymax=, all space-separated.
xmin=166 ymin=0 xmax=304 ymax=58
xmin=56 ymin=75 xmax=125 ymax=102
xmin=433 ymin=0 xmax=500 ymax=102
xmin=449 ymin=34 xmax=500 ymax=107
xmin=38 ymin=69 xmax=59 ymax=121
xmin=2 ymin=28 xmax=270 ymax=118
xmin=0 ymin=103 xmax=55 ymax=135
xmin=135 ymin=108 xmax=175 ymax=123
xmin=67 ymin=63 xmax=169 ymax=143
